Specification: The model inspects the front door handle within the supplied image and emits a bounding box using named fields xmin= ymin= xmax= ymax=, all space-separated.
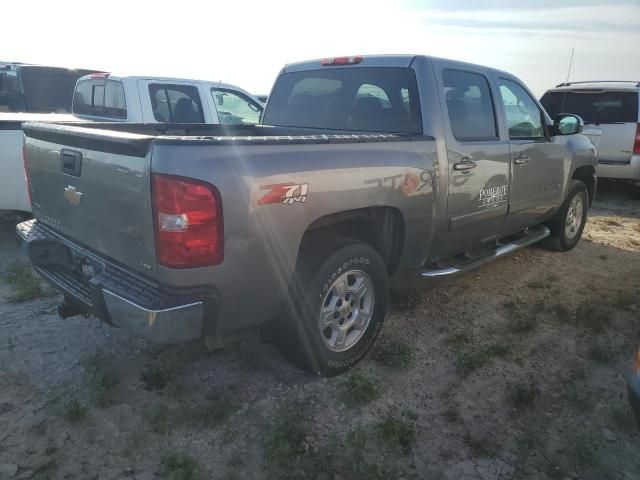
xmin=453 ymin=158 xmax=477 ymax=171
xmin=513 ymin=155 xmax=530 ymax=165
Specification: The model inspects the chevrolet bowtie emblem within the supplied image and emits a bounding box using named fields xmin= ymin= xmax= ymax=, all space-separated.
xmin=64 ymin=185 xmax=83 ymax=206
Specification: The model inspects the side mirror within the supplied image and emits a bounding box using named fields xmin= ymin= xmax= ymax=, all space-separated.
xmin=554 ymin=113 xmax=584 ymax=135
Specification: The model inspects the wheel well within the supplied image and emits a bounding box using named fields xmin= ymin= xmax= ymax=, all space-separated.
xmin=572 ymin=166 xmax=596 ymax=206
xmin=299 ymin=207 xmax=405 ymax=274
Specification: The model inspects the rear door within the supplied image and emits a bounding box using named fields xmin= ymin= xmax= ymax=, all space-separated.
xmin=432 ymin=62 xmax=511 ymax=258
xmin=497 ymin=78 xmax=565 ymax=235
xmin=541 ymin=89 xmax=638 ymax=164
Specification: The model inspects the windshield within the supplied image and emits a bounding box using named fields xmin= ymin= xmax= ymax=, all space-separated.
xmin=263 ymin=67 xmax=422 ymax=134
xmin=541 ymin=90 xmax=638 ymax=124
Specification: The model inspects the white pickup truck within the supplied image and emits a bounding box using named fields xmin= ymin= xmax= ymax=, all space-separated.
xmin=0 ymin=73 xmax=264 ymax=212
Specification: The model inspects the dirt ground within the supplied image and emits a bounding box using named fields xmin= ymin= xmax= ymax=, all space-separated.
xmin=0 ymin=180 xmax=639 ymax=480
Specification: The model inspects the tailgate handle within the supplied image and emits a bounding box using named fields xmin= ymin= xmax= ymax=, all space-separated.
xmin=60 ymin=149 xmax=82 ymax=177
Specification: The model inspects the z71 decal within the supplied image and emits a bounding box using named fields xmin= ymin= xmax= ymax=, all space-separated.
xmin=258 ymin=183 xmax=309 ymax=206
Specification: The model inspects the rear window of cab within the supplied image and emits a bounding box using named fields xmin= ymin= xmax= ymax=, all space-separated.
xmin=263 ymin=67 xmax=422 ymax=134
xmin=73 ymin=79 xmax=127 ymax=119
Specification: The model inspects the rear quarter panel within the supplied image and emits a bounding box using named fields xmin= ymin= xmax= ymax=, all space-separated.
xmin=150 ymin=138 xmax=438 ymax=331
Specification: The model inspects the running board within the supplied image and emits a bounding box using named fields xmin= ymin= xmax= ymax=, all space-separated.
xmin=420 ymin=225 xmax=550 ymax=278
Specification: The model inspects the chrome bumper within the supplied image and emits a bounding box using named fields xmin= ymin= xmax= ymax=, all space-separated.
xmin=17 ymin=219 xmax=207 ymax=344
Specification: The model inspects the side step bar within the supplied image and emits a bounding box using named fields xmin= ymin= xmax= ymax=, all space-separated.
xmin=420 ymin=225 xmax=550 ymax=278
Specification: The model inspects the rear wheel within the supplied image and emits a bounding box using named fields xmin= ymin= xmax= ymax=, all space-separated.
xmin=274 ymin=241 xmax=389 ymax=377
xmin=541 ymin=180 xmax=589 ymax=251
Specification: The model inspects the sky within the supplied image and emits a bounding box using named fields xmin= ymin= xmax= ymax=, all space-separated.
xmin=3 ymin=0 xmax=639 ymax=97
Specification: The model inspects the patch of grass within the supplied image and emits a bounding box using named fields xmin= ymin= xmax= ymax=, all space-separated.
xmin=61 ymin=398 xmax=88 ymax=423
xmin=588 ymin=337 xmax=617 ymax=363
xmin=548 ymin=302 xmax=573 ymax=323
xmin=444 ymin=330 xmax=471 ymax=347
xmin=390 ymin=288 xmax=421 ymax=311
xmin=190 ymin=393 xmax=237 ymax=427
xmin=141 ymin=364 xmax=174 ymax=392
xmin=371 ymin=337 xmax=414 ymax=368
xmin=571 ymin=431 xmax=599 ymax=470
xmin=609 ymin=406 xmax=636 ymax=432
xmin=442 ymin=405 xmax=463 ymax=424
xmin=454 ymin=343 xmax=511 ymax=376
xmin=263 ymin=406 xmax=308 ymax=478
xmin=506 ymin=382 xmax=537 ymax=410
xmin=160 ymin=452 xmax=202 ymax=480
xmin=31 ymin=462 xmax=57 ymax=480
xmin=146 ymin=404 xmax=174 ymax=434
xmin=575 ymin=300 xmax=612 ymax=333
xmin=83 ymin=354 xmax=119 ymax=407
xmin=2 ymin=260 xmax=44 ymax=302
xmin=464 ymin=432 xmax=499 ymax=458
xmin=342 ymin=371 xmax=380 ymax=408
xmin=375 ymin=415 xmax=416 ymax=453
xmin=613 ymin=290 xmax=636 ymax=309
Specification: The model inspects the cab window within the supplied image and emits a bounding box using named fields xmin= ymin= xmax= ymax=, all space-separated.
xmin=498 ymin=79 xmax=545 ymax=139
xmin=73 ymin=79 xmax=127 ymax=119
xmin=211 ymin=89 xmax=263 ymax=125
xmin=149 ymin=84 xmax=204 ymax=123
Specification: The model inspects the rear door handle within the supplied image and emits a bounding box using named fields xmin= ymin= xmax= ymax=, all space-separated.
xmin=453 ymin=158 xmax=477 ymax=171
xmin=513 ymin=155 xmax=530 ymax=165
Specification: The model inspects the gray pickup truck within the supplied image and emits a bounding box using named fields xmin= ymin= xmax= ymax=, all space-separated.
xmin=18 ymin=55 xmax=597 ymax=376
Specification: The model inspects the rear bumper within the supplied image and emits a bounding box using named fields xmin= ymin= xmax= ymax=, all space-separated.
xmin=17 ymin=219 xmax=213 ymax=343
xmin=597 ymin=155 xmax=640 ymax=182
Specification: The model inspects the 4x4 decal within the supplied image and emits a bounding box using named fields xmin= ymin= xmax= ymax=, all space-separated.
xmin=258 ymin=183 xmax=309 ymax=206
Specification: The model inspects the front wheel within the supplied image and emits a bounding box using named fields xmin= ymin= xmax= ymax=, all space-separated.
xmin=541 ymin=179 xmax=589 ymax=252
xmin=277 ymin=242 xmax=389 ymax=377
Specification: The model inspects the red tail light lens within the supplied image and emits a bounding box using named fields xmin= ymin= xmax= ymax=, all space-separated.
xmin=321 ymin=56 xmax=363 ymax=66
xmin=633 ymin=124 xmax=640 ymax=155
xmin=23 ymin=145 xmax=32 ymax=205
xmin=152 ymin=174 xmax=223 ymax=268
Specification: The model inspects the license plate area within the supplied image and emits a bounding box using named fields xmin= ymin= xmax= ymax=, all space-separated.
xmin=28 ymin=239 xmax=104 ymax=282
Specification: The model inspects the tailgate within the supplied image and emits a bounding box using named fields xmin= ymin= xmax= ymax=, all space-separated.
xmin=23 ymin=122 xmax=158 ymax=278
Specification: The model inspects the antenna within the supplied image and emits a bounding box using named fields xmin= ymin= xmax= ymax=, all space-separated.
xmin=565 ymin=48 xmax=575 ymax=84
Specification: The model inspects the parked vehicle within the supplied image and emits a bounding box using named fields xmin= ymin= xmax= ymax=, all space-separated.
xmin=72 ymin=73 xmax=264 ymax=125
xmin=541 ymin=81 xmax=640 ymax=186
xmin=0 ymin=63 xmax=102 ymax=113
xmin=18 ymin=55 xmax=597 ymax=376
xmin=1 ymin=73 xmax=264 ymax=213
xmin=629 ymin=345 xmax=640 ymax=429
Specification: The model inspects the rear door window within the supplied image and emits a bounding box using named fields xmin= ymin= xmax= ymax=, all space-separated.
xmin=73 ymin=79 xmax=127 ymax=119
xmin=149 ymin=84 xmax=204 ymax=123
xmin=541 ymin=90 xmax=638 ymax=124
xmin=442 ymin=69 xmax=498 ymax=141
xmin=211 ymin=88 xmax=263 ymax=125
xmin=263 ymin=67 xmax=422 ymax=134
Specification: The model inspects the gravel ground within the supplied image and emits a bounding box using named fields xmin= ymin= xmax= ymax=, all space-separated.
xmin=0 ymin=179 xmax=639 ymax=480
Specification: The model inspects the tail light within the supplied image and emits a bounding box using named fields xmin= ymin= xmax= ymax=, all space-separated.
xmin=321 ymin=56 xmax=363 ymax=66
xmin=22 ymin=144 xmax=32 ymax=205
xmin=633 ymin=124 xmax=640 ymax=155
xmin=152 ymin=174 xmax=223 ymax=268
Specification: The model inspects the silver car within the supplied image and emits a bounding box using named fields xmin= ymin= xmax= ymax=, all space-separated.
xmin=541 ymin=81 xmax=640 ymax=186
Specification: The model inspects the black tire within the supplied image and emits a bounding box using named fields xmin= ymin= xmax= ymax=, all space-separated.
xmin=274 ymin=241 xmax=389 ymax=377
xmin=541 ymin=180 xmax=589 ymax=252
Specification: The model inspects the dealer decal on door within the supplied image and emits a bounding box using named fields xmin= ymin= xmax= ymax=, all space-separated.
xmin=479 ymin=185 xmax=508 ymax=208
